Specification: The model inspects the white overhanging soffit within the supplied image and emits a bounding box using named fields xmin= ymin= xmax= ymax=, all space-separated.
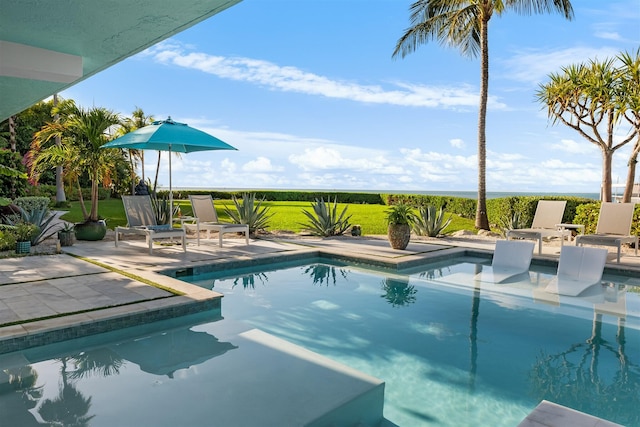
xmin=0 ymin=40 xmax=83 ymax=83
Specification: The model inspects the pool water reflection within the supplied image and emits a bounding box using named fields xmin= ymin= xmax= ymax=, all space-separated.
xmin=1 ymin=257 xmax=638 ymax=426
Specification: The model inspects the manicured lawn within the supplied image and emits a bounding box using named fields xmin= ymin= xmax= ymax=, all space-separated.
xmin=60 ymin=198 xmax=476 ymax=236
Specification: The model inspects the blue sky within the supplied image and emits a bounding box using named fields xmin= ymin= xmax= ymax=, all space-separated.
xmin=62 ymin=0 xmax=640 ymax=195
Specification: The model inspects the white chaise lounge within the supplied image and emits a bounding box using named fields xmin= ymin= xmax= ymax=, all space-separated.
xmin=506 ymin=200 xmax=571 ymax=255
xmin=115 ymin=195 xmax=186 ymax=255
xmin=475 ymin=239 xmax=535 ymax=283
xmin=184 ymin=194 xmax=249 ymax=247
xmin=544 ymin=245 xmax=608 ymax=296
xmin=575 ymin=202 xmax=638 ymax=264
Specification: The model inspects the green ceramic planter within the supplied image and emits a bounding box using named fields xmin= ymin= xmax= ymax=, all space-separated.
xmin=75 ymin=220 xmax=107 ymax=241
xmin=15 ymin=241 xmax=31 ymax=254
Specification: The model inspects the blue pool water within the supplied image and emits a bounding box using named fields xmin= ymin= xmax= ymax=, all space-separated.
xmin=184 ymin=258 xmax=640 ymax=426
xmin=1 ymin=257 xmax=638 ymax=426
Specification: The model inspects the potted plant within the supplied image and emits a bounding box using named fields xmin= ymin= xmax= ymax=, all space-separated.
xmin=13 ymin=222 xmax=38 ymax=254
xmin=30 ymin=100 xmax=121 ymax=241
xmin=385 ymin=203 xmax=415 ymax=250
xmin=58 ymin=223 xmax=76 ymax=246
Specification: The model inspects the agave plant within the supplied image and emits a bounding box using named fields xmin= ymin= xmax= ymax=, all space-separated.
xmin=4 ymin=206 xmax=58 ymax=245
xmin=300 ymin=197 xmax=352 ymax=237
xmin=499 ymin=211 xmax=524 ymax=237
xmin=224 ymin=193 xmax=274 ymax=234
xmin=412 ymin=204 xmax=452 ymax=237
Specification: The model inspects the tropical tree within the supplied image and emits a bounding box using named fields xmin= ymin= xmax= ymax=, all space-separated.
xmin=537 ymin=55 xmax=636 ymax=202
xmin=30 ymin=101 xmax=122 ymax=222
xmin=392 ymin=0 xmax=574 ymax=229
xmin=117 ymin=107 xmax=155 ymax=193
xmin=617 ymin=49 xmax=640 ymax=202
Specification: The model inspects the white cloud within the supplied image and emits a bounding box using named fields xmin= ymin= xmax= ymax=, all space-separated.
xmin=450 ymin=138 xmax=465 ymax=149
xmin=500 ymin=46 xmax=621 ymax=84
xmin=595 ymin=31 xmax=622 ymax=41
xmin=143 ymin=41 xmax=506 ymax=110
xmin=549 ymin=139 xmax=596 ymax=155
xmin=242 ymin=156 xmax=284 ymax=172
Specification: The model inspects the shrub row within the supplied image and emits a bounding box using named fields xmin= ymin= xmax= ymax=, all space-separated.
xmin=163 ymin=190 xmax=385 ymax=204
xmin=381 ymin=194 xmax=477 ymax=218
xmin=485 ymin=196 xmax=594 ymax=228
xmin=25 ymin=185 xmax=111 ymax=203
xmin=14 ymin=196 xmax=50 ymax=212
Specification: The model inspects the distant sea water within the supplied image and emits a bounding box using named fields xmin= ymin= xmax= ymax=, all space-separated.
xmin=177 ymin=187 xmax=601 ymax=200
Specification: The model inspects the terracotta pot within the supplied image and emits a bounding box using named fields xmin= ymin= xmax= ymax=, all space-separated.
xmin=387 ymin=224 xmax=411 ymax=250
xmin=75 ymin=220 xmax=107 ymax=241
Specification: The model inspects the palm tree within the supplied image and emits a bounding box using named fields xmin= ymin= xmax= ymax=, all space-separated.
xmin=30 ymin=101 xmax=121 ymax=222
xmin=117 ymin=107 xmax=155 ymax=193
xmin=393 ymin=0 xmax=574 ymax=230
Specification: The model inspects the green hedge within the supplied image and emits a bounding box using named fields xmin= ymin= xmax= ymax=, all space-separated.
xmin=164 ymin=190 xmax=384 ymax=204
xmin=486 ymin=196 xmax=595 ymax=228
xmin=14 ymin=196 xmax=50 ymax=212
xmin=381 ymin=194 xmax=477 ymax=219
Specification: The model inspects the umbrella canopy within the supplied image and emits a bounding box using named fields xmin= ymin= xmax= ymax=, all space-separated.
xmin=102 ymin=117 xmax=237 ymax=224
xmin=102 ymin=117 xmax=236 ymax=153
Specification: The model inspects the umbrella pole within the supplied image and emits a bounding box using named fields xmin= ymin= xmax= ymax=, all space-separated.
xmin=169 ymin=145 xmax=173 ymax=227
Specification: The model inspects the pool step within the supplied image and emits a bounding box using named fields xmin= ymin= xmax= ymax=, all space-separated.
xmin=518 ymin=400 xmax=624 ymax=427
xmin=210 ymin=328 xmax=386 ymax=427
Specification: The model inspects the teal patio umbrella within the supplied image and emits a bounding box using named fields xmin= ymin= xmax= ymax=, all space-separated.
xmin=102 ymin=117 xmax=237 ymax=224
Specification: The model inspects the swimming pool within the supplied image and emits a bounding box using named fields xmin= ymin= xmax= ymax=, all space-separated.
xmin=183 ymin=257 xmax=640 ymax=426
xmin=1 ymin=256 xmax=638 ymax=426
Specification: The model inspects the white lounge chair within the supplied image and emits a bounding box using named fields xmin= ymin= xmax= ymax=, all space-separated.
xmin=475 ymin=240 xmax=535 ymax=283
xmin=544 ymin=246 xmax=608 ymax=296
xmin=506 ymin=200 xmax=571 ymax=255
xmin=184 ymin=195 xmax=249 ymax=247
xmin=575 ymin=202 xmax=638 ymax=264
xmin=115 ymin=195 xmax=186 ymax=255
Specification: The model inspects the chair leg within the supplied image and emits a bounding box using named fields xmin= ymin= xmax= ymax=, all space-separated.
xmin=219 ymin=232 xmax=223 ymax=247
xmin=245 ymin=227 xmax=249 ymax=245
xmin=537 ymin=237 xmax=542 ymax=255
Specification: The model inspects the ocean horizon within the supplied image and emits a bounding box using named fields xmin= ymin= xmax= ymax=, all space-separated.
xmin=174 ymin=187 xmax=601 ymax=201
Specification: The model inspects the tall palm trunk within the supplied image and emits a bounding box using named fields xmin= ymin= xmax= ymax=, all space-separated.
xmin=54 ymin=94 xmax=66 ymax=204
xmin=153 ymin=151 xmax=161 ymax=196
xmin=475 ymin=14 xmax=490 ymax=230
xmin=8 ymin=115 xmax=17 ymax=199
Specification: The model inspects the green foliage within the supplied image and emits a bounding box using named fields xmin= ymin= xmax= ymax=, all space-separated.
xmin=14 ymin=196 xmax=50 ymax=213
xmin=224 ymin=193 xmax=274 ymax=233
xmin=0 ymin=228 xmax=17 ymax=250
xmin=0 ymin=149 xmax=28 ymax=198
xmin=11 ymin=222 xmax=39 ymax=242
xmin=486 ymin=196 xmax=594 ymax=228
xmin=5 ymin=206 xmax=58 ymax=245
xmin=385 ymin=203 xmax=416 ymax=226
xmin=412 ymin=204 xmax=453 ymax=237
xmin=300 ymin=197 xmax=352 ymax=237
xmin=383 ymin=194 xmax=476 ymax=219
xmin=498 ymin=211 xmax=525 ymax=237
xmin=168 ymin=189 xmax=384 ymax=205
xmin=574 ymin=202 xmax=601 ymax=234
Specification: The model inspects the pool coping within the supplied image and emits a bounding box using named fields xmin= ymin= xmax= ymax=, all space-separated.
xmin=1 ymin=239 xmax=638 ymax=355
